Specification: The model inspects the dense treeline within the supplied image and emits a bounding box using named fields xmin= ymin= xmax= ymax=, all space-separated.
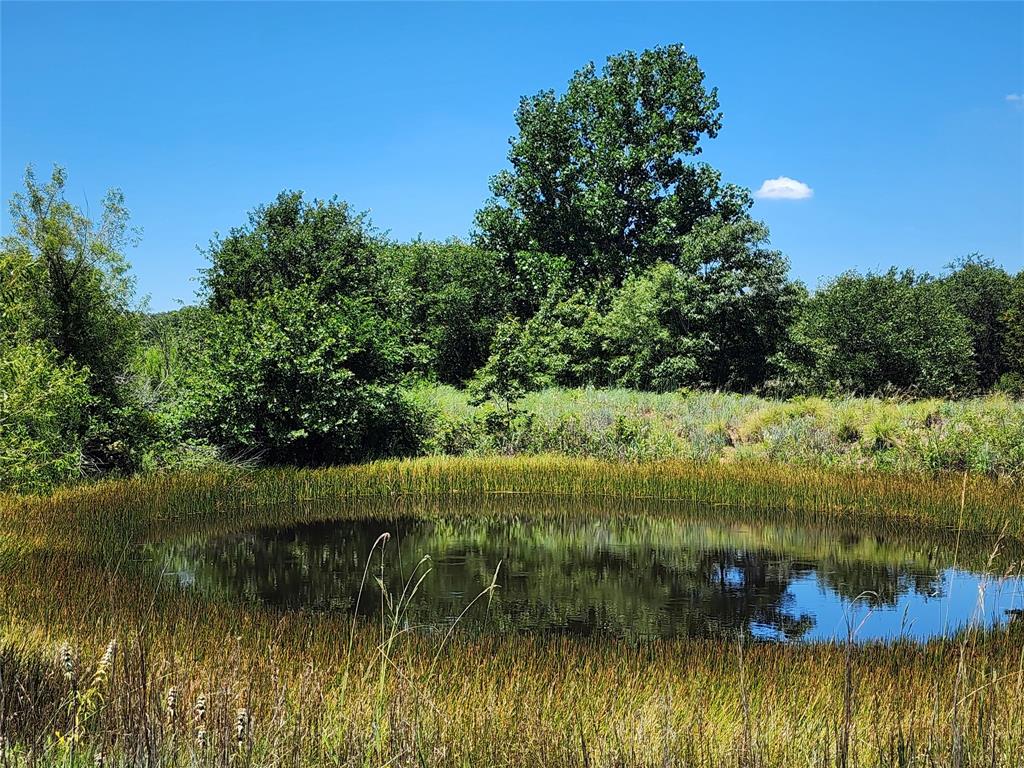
xmin=2 ymin=45 xmax=1022 ymax=492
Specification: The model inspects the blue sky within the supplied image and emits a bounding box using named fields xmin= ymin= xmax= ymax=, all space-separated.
xmin=3 ymin=2 xmax=1022 ymax=311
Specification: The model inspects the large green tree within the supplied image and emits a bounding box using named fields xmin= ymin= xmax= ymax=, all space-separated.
xmin=1 ymin=166 xmax=145 ymax=476
xmin=942 ymin=254 xmax=1014 ymax=390
xmin=475 ymin=44 xmax=752 ymax=286
xmin=195 ymin=192 xmax=421 ymax=464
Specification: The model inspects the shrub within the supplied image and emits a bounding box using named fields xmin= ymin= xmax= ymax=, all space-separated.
xmin=192 ymin=289 xmax=422 ymax=465
xmin=0 ymin=342 xmax=91 ymax=493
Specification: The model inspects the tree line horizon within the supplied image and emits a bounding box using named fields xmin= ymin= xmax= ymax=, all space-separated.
xmin=2 ymin=44 xmax=1022 ymax=490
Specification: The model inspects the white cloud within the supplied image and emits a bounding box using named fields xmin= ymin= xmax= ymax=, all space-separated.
xmin=1006 ymin=94 xmax=1022 ymax=102
xmin=755 ymin=176 xmax=814 ymax=200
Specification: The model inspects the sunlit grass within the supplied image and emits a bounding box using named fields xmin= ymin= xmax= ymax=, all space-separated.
xmin=414 ymin=385 xmax=1024 ymax=479
xmin=1 ymin=456 xmax=1023 ymax=766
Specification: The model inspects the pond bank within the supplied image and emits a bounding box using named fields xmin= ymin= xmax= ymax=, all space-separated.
xmin=5 ymin=455 xmax=1022 ymax=549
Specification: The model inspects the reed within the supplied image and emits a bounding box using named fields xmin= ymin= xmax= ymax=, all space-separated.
xmin=3 ymin=455 xmax=1021 ymax=549
xmin=0 ymin=456 xmax=1022 ymax=767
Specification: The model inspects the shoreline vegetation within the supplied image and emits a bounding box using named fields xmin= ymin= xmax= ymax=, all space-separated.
xmin=1 ymin=457 xmax=1023 ymax=767
xmin=4 ymin=455 xmax=1024 ymax=546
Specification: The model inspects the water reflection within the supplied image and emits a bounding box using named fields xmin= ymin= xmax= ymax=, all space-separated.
xmin=151 ymin=515 xmax=1024 ymax=642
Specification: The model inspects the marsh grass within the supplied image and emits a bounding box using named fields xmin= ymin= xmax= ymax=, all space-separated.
xmin=3 ymin=455 xmax=1021 ymax=555
xmin=1 ymin=457 xmax=1023 ymax=766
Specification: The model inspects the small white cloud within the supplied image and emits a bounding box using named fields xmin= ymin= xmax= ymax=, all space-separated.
xmin=755 ymin=176 xmax=814 ymax=200
xmin=1006 ymin=94 xmax=1023 ymax=102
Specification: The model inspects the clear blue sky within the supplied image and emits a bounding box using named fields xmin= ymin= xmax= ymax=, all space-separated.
xmin=3 ymin=2 xmax=1022 ymax=311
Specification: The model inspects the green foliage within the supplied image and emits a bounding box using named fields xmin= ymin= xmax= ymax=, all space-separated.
xmin=503 ymin=250 xmax=573 ymax=319
xmin=514 ymin=288 xmax=609 ymax=388
xmin=194 ymin=289 xmax=420 ymax=465
xmin=1001 ymin=271 xmax=1024 ymax=379
xmin=202 ymin=191 xmax=385 ymax=311
xmin=942 ymin=254 xmax=1015 ymax=389
xmin=679 ymin=217 xmax=805 ymax=389
xmin=132 ymin=307 xmax=221 ymax=472
xmin=473 ymin=46 xmax=799 ymax=392
xmin=469 ymin=319 xmax=544 ymax=410
xmin=383 ymin=240 xmax=509 ymax=383
xmin=778 ymin=269 xmax=976 ymax=397
xmin=3 ymin=166 xmax=139 ymax=402
xmin=476 ymin=44 xmax=750 ymax=286
xmin=477 ymin=229 xmax=800 ymax=394
xmin=1 ymin=166 xmax=148 ymax=485
xmin=601 ymin=262 xmax=709 ymax=390
xmin=0 ymin=342 xmax=91 ymax=493
xmin=196 ymin=193 xmax=424 ymax=465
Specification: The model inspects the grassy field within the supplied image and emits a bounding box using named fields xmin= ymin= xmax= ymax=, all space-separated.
xmin=2 ymin=457 xmax=1023 ymax=767
xmin=414 ymin=386 xmax=1024 ymax=480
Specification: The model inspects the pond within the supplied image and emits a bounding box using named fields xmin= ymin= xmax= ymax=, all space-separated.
xmin=151 ymin=510 xmax=1024 ymax=643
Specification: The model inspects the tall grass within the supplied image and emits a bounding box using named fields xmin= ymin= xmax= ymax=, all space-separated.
xmin=1 ymin=457 xmax=1022 ymax=766
xmin=2 ymin=544 xmax=1022 ymax=767
xmin=3 ymin=455 xmax=1021 ymax=552
xmin=413 ymin=385 xmax=1024 ymax=480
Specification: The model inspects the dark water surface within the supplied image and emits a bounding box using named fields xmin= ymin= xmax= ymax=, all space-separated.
xmin=151 ymin=512 xmax=1024 ymax=642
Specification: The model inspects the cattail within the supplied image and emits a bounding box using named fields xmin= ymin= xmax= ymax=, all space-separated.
xmin=235 ymin=708 xmax=249 ymax=746
xmin=166 ymin=686 xmax=179 ymax=722
xmin=194 ymin=693 xmax=207 ymax=722
xmin=60 ymin=645 xmax=75 ymax=682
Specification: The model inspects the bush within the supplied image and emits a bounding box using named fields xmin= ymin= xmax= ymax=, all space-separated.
xmin=779 ymin=269 xmax=976 ymax=397
xmin=0 ymin=342 xmax=91 ymax=493
xmin=192 ymin=289 xmax=422 ymax=465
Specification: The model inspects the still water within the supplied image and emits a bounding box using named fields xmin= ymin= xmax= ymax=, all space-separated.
xmin=152 ymin=513 xmax=1024 ymax=642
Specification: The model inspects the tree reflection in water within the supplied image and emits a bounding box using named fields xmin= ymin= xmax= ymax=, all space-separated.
xmin=150 ymin=514 xmax=1021 ymax=642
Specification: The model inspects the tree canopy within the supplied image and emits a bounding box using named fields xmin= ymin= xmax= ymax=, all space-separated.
xmin=476 ymin=44 xmax=753 ymax=286
xmin=777 ymin=269 xmax=976 ymax=397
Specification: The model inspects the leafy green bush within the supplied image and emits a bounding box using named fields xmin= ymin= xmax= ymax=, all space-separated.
xmin=193 ymin=192 xmax=428 ymax=466
xmin=778 ymin=269 xmax=976 ymax=397
xmin=193 ymin=288 xmax=422 ymax=465
xmin=0 ymin=342 xmax=91 ymax=493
